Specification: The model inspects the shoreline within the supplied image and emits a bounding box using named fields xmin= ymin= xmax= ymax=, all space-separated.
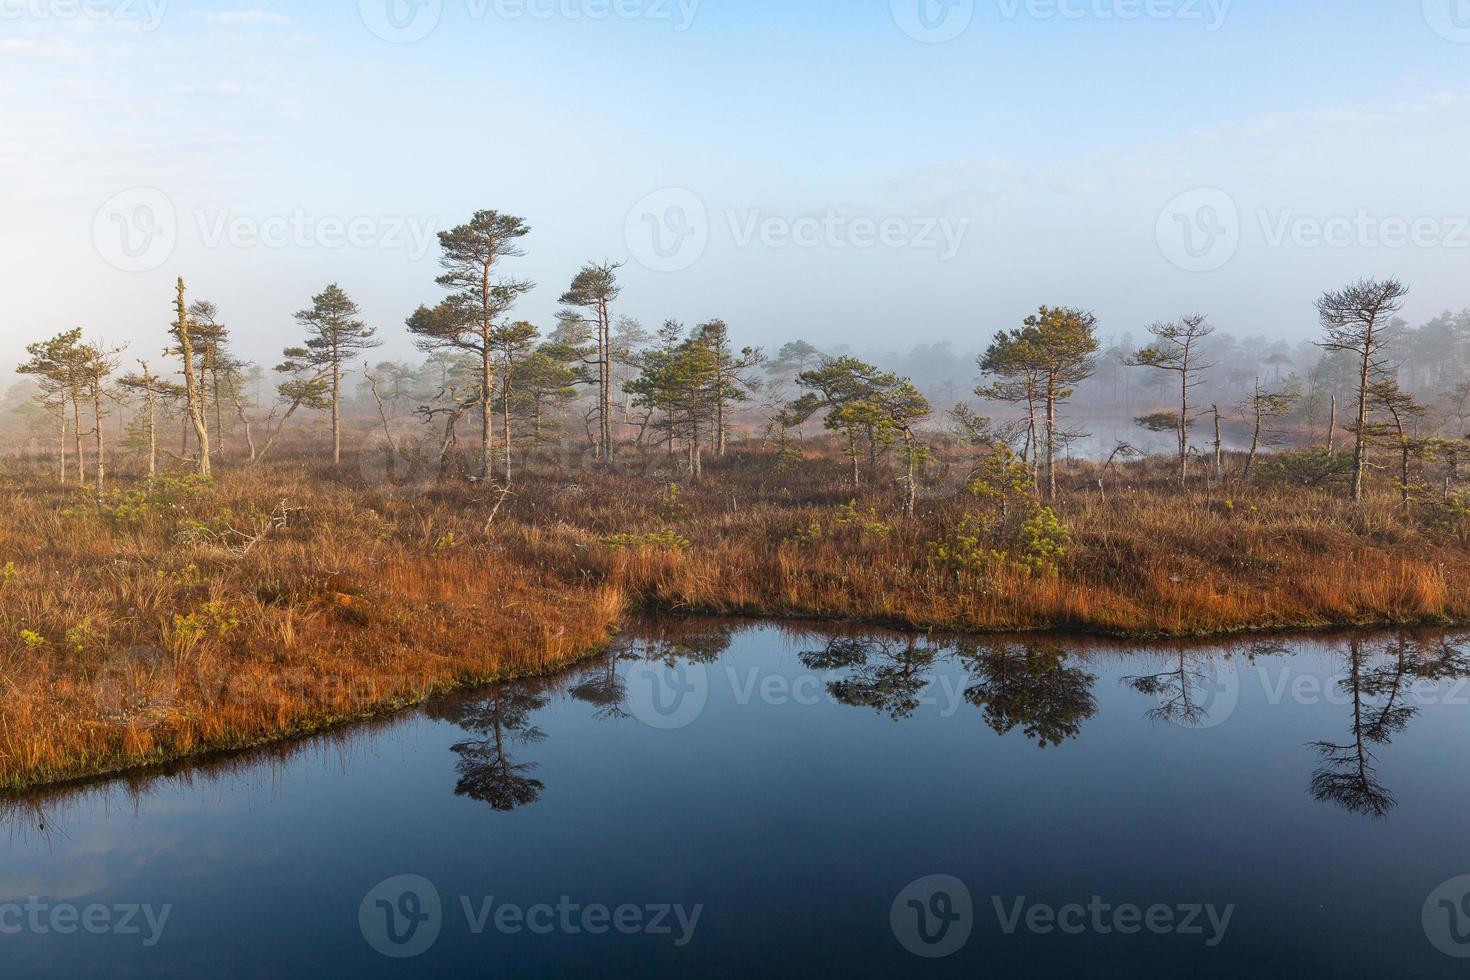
xmin=7 ymin=607 xmax=1464 ymax=799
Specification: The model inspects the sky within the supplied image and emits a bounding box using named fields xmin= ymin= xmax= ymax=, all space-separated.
xmin=3 ymin=0 xmax=1470 ymax=376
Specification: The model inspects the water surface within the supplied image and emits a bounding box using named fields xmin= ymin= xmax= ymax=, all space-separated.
xmin=5 ymin=620 xmax=1470 ymax=978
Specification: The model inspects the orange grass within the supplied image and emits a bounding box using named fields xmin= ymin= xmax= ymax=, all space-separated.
xmin=1 ymin=439 xmax=1467 ymax=791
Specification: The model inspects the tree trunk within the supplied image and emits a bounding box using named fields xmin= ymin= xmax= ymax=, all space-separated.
xmin=146 ymin=390 xmax=158 ymax=480
xmin=252 ymin=400 xmax=305 ymax=466
xmin=175 ymin=279 xmax=211 ymax=476
xmin=1352 ymin=350 xmax=1370 ymax=501
xmin=212 ymin=367 xmax=225 ymax=461
xmin=1044 ymin=389 xmax=1057 ymax=502
xmin=1025 ymin=400 xmax=1040 ymax=491
xmin=1177 ymin=369 xmax=1190 ymax=485
xmin=1327 ymin=395 xmax=1337 ymax=453
xmin=331 ymin=357 xmax=342 ymax=465
xmin=502 ymin=376 xmax=513 ymax=485
xmin=1246 ymin=400 xmax=1262 ymax=479
xmin=1212 ymin=405 xmax=1223 ymax=479
xmin=71 ymin=390 xmax=85 ymax=486
xmin=902 ymin=427 xmax=917 ymax=517
xmin=58 ymin=404 xmax=67 ymax=485
xmin=92 ymin=375 xmax=105 ymax=498
xmin=599 ymin=299 xmax=613 ymax=465
xmin=231 ymin=390 xmax=259 ymax=463
xmin=480 ymin=347 xmax=494 ymax=481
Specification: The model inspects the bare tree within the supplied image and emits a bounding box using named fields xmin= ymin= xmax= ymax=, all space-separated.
xmin=119 ymin=361 xmax=184 ymax=480
xmin=1241 ymin=377 xmax=1300 ymax=479
xmin=1127 ymin=314 xmax=1216 ymax=484
xmin=170 ymin=278 xmax=212 ymax=476
xmin=78 ymin=340 xmax=125 ymax=496
xmin=1370 ymin=378 xmax=1427 ymax=511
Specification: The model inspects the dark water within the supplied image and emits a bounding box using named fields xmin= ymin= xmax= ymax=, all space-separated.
xmin=6 ymin=620 xmax=1470 ymax=978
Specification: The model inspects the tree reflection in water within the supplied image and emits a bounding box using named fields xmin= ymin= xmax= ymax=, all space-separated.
xmin=1122 ymin=647 xmax=1234 ymax=728
xmin=638 ymin=620 xmax=737 ymax=668
xmin=569 ymin=652 xmax=632 ymax=722
xmin=427 ymin=685 xmax=550 ymax=811
xmin=420 ymin=622 xmax=1470 ymax=819
xmin=1310 ymin=634 xmax=1470 ymax=818
xmin=799 ymin=636 xmax=940 ymax=721
xmin=570 ymin=620 xmax=737 ymax=721
xmin=956 ymin=641 xmax=1098 ymax=749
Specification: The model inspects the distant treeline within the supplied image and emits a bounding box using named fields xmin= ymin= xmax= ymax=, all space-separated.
xmin=5 ymin=207 xmax=1467 ymax=510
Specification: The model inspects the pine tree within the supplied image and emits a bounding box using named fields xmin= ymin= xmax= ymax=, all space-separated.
xmin=1316 ymin=277 xmax=1409 ymax=501
xmin=409 ymin=211 xmax=533 ymax=482
xmin=559 ymin=262 xmax=623 ymax=465
xmin=285 ymin=283 xmax=381 ymax=464
xmin=980 ymin=307 xmax=1100 ymax=501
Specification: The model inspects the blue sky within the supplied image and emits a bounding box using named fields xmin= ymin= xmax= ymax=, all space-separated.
xmin=3 ymin=0 xmax=1470 ymax=373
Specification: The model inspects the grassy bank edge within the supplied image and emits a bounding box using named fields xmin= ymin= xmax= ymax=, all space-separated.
xmin=8 ymin=600 xmax=1463 ymax=798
